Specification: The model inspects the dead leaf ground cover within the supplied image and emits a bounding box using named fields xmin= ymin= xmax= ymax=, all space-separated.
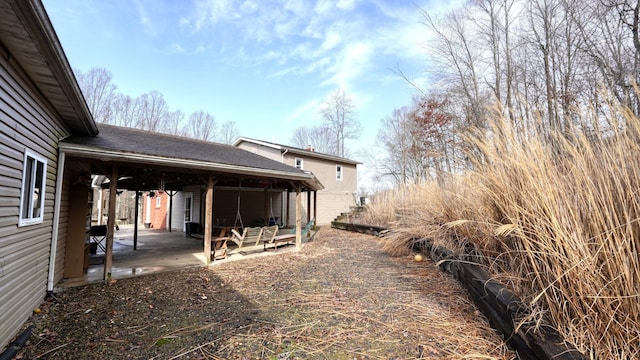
xmin=18 ymin=227 xmax=514 ymax=359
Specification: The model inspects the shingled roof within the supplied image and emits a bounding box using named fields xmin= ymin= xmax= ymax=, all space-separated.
xmin=233 ymin=137 xmax=361 ymax=165
xmin=60 ymin=124 xmax=324 ymax=191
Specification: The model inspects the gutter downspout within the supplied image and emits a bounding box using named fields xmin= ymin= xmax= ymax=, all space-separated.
xmin=281 ymin=148 xmax=289 ymax=227
xmin=48 ymin=151 xmax=65 ymax=291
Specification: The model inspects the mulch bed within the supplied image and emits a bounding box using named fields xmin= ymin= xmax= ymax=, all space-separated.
xmin=17 ymin=227 xmax=514 ymax=359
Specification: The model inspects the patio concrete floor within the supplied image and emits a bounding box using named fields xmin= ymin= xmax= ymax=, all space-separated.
xmin=56 ymin=225 xmax=301 ymax=290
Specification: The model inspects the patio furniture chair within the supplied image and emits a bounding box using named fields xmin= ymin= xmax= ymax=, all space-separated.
xmin=260 ymin=225 xmax=278 ymax=250
xmin=89 ymin=225 xmax=107 ymax=253
xmin=229 ymin=226 xmax=263 ymax=248
xmin=266 ymin=218 xmax=315 ymax=250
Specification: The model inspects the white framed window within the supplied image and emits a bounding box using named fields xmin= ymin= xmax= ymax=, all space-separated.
xmin=19 ymin=150 xmax=47 ymax=226
xmin=294 ymin=158 xmax=303 ymax=170
xmin=156 ymin=195 xmax=161 ymax=208
xmin=336 ymin=164 xmax=343 ymax=181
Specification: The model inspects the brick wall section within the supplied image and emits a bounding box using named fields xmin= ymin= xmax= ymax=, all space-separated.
xmin=141 ymin=192 xmax=168 ymax=229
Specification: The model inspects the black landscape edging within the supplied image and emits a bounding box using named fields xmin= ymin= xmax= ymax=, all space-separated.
xmin=331 ymin=221 xmax=587 ymax=360
xmin=330 ymin=221 xmax=386 ymax=236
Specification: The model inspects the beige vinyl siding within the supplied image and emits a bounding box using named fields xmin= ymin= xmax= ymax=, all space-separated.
xmin=315 ymin=192 xmax=355 ymax=224
xmin=282 ymin=154 xmax=357 ymax=225
xmin=52 ymin=173 xmax=71 ymax=285
xmin=0 ymin=51 xmax=68 ymax=349
xmin=236 ymin=142 xmax=282 ymax=162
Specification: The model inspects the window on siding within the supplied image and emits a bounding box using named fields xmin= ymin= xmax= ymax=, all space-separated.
xmin=19 ymin=150 xmax=47 ymax=226
xmin=295 ymin=158 xmax=303 ymax=169
xmin=156 ymin=196 xmax=162 ymax=208
xmin=336 ymin=164 xmax=343 ymax=181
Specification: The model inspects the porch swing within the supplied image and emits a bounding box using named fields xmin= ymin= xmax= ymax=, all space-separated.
xmin=233 ymin=181 xmax=244 ymax=230
xmin=267 ymin=190 xmax=278 ymax=226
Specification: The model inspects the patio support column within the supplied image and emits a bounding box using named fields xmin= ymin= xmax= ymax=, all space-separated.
xmin=263 ymin=188 xmax=269 ymax=225
xmin=313 ymin=191 xmax=317 ymax=227
xmin=167 ymin=190 xmax=177 ymax=232
xmin=295 ymin=185 xmax=302 ymax=250
xmin=306 ymin=190 xmax=311 ymax=223
xmin=97 ymin=189 xmax=104 ymax=225
xmin=204 ymin=175 xmax=214 ymax=266
xmin=134 ymin=189 xmax=139 ymax=250
xmin=285 ymin=190 xmax=290 ymax=227
xmin=104 ymin=165 xmax=118 ymax=282
xmin=280 ymin=191 xmax=284 ymax=227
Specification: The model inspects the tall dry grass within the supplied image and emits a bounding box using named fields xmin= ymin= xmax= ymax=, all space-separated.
xmin=366 ymin=105 xmax=640 ymax=359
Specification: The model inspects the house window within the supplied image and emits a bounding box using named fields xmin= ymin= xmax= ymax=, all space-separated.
xmin=336 ymin=164 xmax=343 ymax=181
xmin=295 ymin=158 xmax=303 ymax=170
xmin=19 ymin=150 xmax=47 ymax=226
xmin=156 ymin=196 xmax=161 ymax=208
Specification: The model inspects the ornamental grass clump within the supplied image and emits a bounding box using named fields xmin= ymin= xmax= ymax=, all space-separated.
xmin=367 ymin=102 xmax=640 ymax=359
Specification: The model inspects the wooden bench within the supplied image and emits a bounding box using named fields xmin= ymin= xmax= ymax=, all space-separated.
xmin=191 ymin=234 xmax=229 ymax=260
xmin=265 ymin=219 xmax=315 ymax=251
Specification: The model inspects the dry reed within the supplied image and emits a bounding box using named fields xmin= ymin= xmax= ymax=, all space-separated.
xmin=366 ymin=101 xmax=640 ymax=359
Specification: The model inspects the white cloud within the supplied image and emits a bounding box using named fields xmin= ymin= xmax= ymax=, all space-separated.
xmin=166 ymin=43 xmax=186 ymax=54
xmin=322 ymin=41 xmax=373 ymax=88
xmin=320 ymin=30 xmax=341 ymax=51
xmin=314 ymin=0 xmax=333 ymax=15
xmin=337 ymin=0 xmax=357 ymax=10
xmin=286 ymin=98 xmax=322 ymax=123
xmin=133 ymin=0 xmax=157 ymax=36
xmin=240 ymin=0 xmax=258 ymax=13
xmin=185 ymin=0 xmax=234 ymax=31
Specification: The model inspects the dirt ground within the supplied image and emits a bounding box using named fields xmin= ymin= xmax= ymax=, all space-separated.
xmin=17 ymin=227 xmax=514 ymax=359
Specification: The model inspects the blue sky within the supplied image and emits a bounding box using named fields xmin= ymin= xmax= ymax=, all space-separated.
xmin=43 ymin=0 xmax=459 ymax=190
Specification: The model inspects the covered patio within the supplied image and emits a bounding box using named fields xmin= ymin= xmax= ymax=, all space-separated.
xmin=57 ymin=224 xmax=308 ymax=289
xmin=52 ymin=124 xmax=323 ymax=289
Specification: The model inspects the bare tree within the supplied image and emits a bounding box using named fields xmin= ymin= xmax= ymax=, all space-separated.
xmin=319 ymin=88 xmax=361 ymax=157
xmin=372 ymin=94 xmax=459 ymax=185
xmin=187 ymin=110 xmax=216 ymax=141
xmin=137 ymin=90 xmax=168 ymax=131
xmin=111 ymin=93 xmax=139 ymax=128
xmin=375 ymin=107 xmax=415 ymax=184
xmin=75 ymin=67 xmax=117 ymax=123
xmin=165 ymin=110 xmax=186 ymax=136
xmin=290 ymin=125 xmax=336 ymax=153
xmin=218 ymin=120 xmax=240 ymax=144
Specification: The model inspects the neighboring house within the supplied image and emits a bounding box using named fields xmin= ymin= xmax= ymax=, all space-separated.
xmin=233 ymin=138 xmax=360 ymax=225
xmin=141 ymin=191 xmax=169 ymax=230
xmin=0 ymin=0 xmax=98 ymax=350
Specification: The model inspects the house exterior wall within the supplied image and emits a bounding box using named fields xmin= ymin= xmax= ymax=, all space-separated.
xmin=172 ymin=187 xmax=284 ymax=232
xmin=282 ymin=153 xmax=357 ymax=225
xmin=236 ymin=142 xmax=282 ymax=162
xmin=169 ymin=191 xmax=185 ymax=231
xmin=140 ymin=192 xmax=169 ymax=230
xmin=0 ymin=52 xmax=69 ymax=350
xmin=234 ymin=140 xmax=358 ymax=225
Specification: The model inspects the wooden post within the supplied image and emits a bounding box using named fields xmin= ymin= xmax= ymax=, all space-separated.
xmin=313 ymin=190 xmax=317 ymax=227
xmin=263 ymin=188 xmax=269 ymax=225
xmin=280 ymin=190 xmax=284 ymax=227
xmin=285 ymin=190 xmax=290 ymax=227
xmin=306 ymin=190 xmax=311 ymax=223
xmin=167 ymin=190 xmax=176 ymax=232
xmin=295 ymin=186 xmax=302 ymax=250
xmin=133 ymin=189 xmax=139 ymax=250
xmin=97 ymin=189 xmax=104 ymax=225
xmin=104 ymin=166 xmax=118 ymax=282
xmin=204 ymin=175 xmax=214 ymax=266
